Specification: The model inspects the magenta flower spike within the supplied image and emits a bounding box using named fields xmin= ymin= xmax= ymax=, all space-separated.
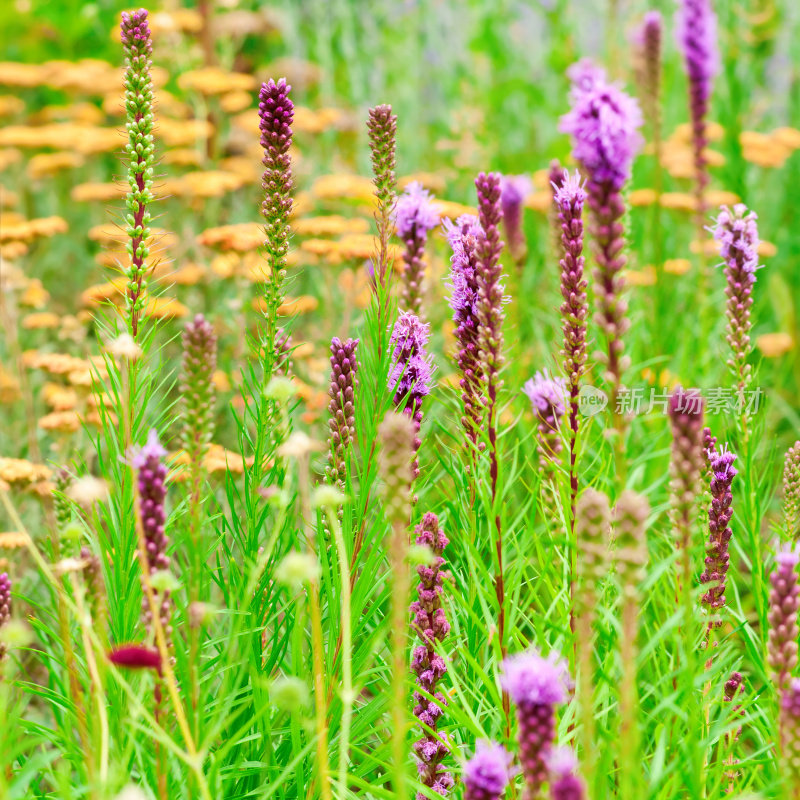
xmin=500 ymin=174 xmax=532 ymax=267
xmin=410 ymin=513 xmax=453 ymax=798
xmin=326 ymin=337 xmax=359 ymax=502
xmin=258 ymin=77 xmax=294 ymax=368
xmin=463 ymin=741 xmax=513 ymax=800
xmin=559 ymin=64 xmax=642 ymax=404
xmin=713 ymin=204 xmax=761 ymax=396
xmin=395 ymin=182 xmax=439 ymax=315
xmin=120 ymin=8 xmax=155 ymax=338
xmin=445 ymin=214 xmax=486 ymax=452
xmin=676 ymin=0 xmax=719 ymax=212
xmin=501 ymin=649 xmax=571 ymax=795
xmin=0 ymin=572 xmax=10 ymax=662
xmin=701 ymin=444 xmax=737 ymax=624
xmin=108 ymin=644 xmax=162 ymax=673
xmin=780 ymin=677 xmax=800 ymax=780
xmin=768 ymin=546 xmax=800 ymax=691
xmin=133 ymin=430 xmax=171 ymax=638
xmin=388 ymin=311 xmax=434 ymax=484
xmin=547 ymin=747 xmax=586 ymax=800
xmin=523 ymin=370 xmax=567 ymax=464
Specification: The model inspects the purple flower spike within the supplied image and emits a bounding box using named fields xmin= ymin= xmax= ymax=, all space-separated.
xmin=548 ymin=747 xmax=586 ymax=800
xmin=713 ymin=204 xmax=761 ymax=394
xmin=258 ymin=78 xmax=294 ymax=361
xmin=388 ymin=312 xmax=435 ymax=484
xmin=133 ymin=430 xmax=171 ymax=638
xmin=0 ymin=572 xmax=10 ymax=662
xmin=768 ymin=546 xmax=800 ymax=691
xmin=120 ymin=8 xmax=155 ymax=338
xmin=463 ymin=741 xmax=513 ymax=800
xmin=523 ymin=370 xmax=567 ymax=462
xmin=559 ymin=64 xmax=643 ymax=192
xmin=445 ymin=214 xmax=486 ymax=452
xmin=395 ymin=182 xmax=439 ymax=315
xmin=326 ymin=337 xmax=359 ymax=503
xmin=560 ymin=65 xmax=642 ymax=403
xmin=676 ymin=0 xmax=718 ymax=210
xmin=410 ymin=513 xmax=453 ymax=799
xmin=501 ymin=649 xmax=571 ymax=795
xmin=701 ymin=444 xmax=737 ymax=623
xmin=108 ymin=644 xmax=162 ymax=673
xmin=500 ymin=174 xmax=532 ymax=267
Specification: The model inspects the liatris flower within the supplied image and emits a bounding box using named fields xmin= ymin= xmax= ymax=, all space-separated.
xmin=549 ymin=160 xmax=567 ymax=260
xmin=554 ymin=171 xmax=588 ymax=522
xmin=475 ymin=172 xmax=507 ymax=657
xmin=108 ymin=644 xmax=162 ymax=673
xmin=180 ymin=314 xmax=217 ymax=474
xmin=784 ymin=442 xmax=800 ymax=539
xmin=462 ymin=741 xmax=513 ymax=800
xmin=410 ymin=512 xmax=453 ymax=799
xmin=703 ymin=425 xmax=718 ymax=468
xmin=780 ymin=677 xmax=800 ymax=780
xmin=388 ymin=311 xmax=434 ymax=484
xmin=133 ymin=430 xmax=171 ymax=638
xmin=258 ymin=78 xmax=294 ymax=366
xmin=378 ymin=411 xmax=415 ymax=797
xmin=723 ymin=671 xmax=744 ymax=793
xmin=500 ymin=174 xmax=532 ymax=267
xmin=523 ymin=370 xmax=567 ymax=463
xmin=501 ymin=649 xmax=571 ymax=795
xmin=559 ymin=66 xmax=642 ymax=402
xmin=768 ymin=547 xmax=799 ymax=691
xmin=701 ymin=445 xmax=737 ymax=624
xmin=632 ymin=11 xmax=663 ymax=150
xmin=713 ymin=204 xmax=761 ymax=395
xmin=395 ymin=182 xmax=439 ymax=314
xmin=614 ymin=490 xmax=650 ymax=797
xmin=667 ymin=388 xmax=705 ymax=600
xmin=547 ymin=747 xmax=585 ymax=800
xmin=367 ymin=104 xmax=398 ymax=289
xmin=120 ymin=8 xmax=155 ymax=338
xmin=676 ymin=0 xmax=719 ymax=213
xmin=0 ymin=572 xmax=10 ymax=662
xmin=325 ymin=337 xmax=359 ymax=506
xmin=445 ymin=214 xmax=485 ymax=452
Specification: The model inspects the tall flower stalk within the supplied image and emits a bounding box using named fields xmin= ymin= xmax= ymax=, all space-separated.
xmin=780 ymin=678 xmax=800 ymax=791
xmin=368 ymin=104 xmax=398 ymax=294
xmin=325 ymin=337 xmax=359 ymax=519
xmin=445 ymin=214 xmax=485 ymax=459
xmin=120 ymin=8 xmax=155 ymax=339
xmin=500 ymin=174 xmax=532 ymax=269
xmin=388 ymin=312 xmax=434 ymax=489
xmin=474 ymin=172 xmax=507 ymax=661
xmin=554 ymin=171 xmax=588 ymax=531
xmin=701 ymin=445 xmax=737 ymax=634
xmin=768 ymin=547 xmax=799 ymax=692
xmin=0 ymin=572 xmax=10 ymax=665
xmin=559 ymin=63 xmax=642 ymax=434
xmin=574 ymin=488 xmax=611 ymax=785
xmin=676 ymin=0 xmax=719 ymax=223
xmin=258 ymin=77 xmax=294 ymax=374
xmin=410 ymin=513 xmax=453 ymax=798
xmin=667 ymin=388 xmax=705 ymax=616
xmin=395 ymin=182 xmax=439 ymax=315
xmin=501 ymin=648 xmax=571 ymax=796
xmin=379 ymin=411 xmax=415 ymax=798
xmin=713 ymin=204 xmax=761 ymax=409
xmin=614 ymin=490 xmax=650 ymax=800
xmin=784 ymin=442 xmax=800 ymax=540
